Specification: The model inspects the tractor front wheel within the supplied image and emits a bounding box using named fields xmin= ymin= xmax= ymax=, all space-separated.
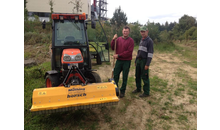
xmin=45 ymin=74 xmax=61 ymax=87
xmin=46 ymin=75 xmax=53 ymax=88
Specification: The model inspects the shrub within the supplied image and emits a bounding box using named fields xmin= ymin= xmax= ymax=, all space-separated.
xmin=24 ymin=32 xmax=51 ymax=45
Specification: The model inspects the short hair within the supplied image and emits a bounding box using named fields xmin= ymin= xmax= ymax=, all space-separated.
xmin=123 ymin=26 xmax=130 ymax=31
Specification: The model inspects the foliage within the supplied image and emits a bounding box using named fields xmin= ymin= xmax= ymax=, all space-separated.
xmin=159 ymin=30 xmax=169 ymax=42
xmin=49 ymin=0 xmax=55 ymax=22
xmin=24 ymin=20 xmax=52 ymax=33
xmin=128 ymin=22 xmax=141 ymax=45
xmin=184 ymin=26 xmax=197 ymax=40
xmin=24 ymin=0 xmax=28 ymax=21
xmin=110 ymin=6 xmax=128 ymax=34
xmin=87 ymin=21 xmax=107 ymax=42
xmin=192 ymin=29 xmax=197 ymax=40
xmin=158 ymin=21 xmax=176 ymax=32
xmin=179 ymin=14 xmax=197 ymax=32
xmin=69 ymin=0 xmax=83 ymax=13
xmin=146 ymin=20 xmax=160 ymax=43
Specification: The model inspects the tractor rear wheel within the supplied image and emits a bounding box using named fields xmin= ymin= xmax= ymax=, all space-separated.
xmin=85 ymin=72 xmax=101 ymax=83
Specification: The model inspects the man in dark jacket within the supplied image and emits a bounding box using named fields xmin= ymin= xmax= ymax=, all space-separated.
xmin=42 ymin=20 xmax=46 ymax=29
xmin=133 ymin=26 xmax=154 ymax=97
xmin=111 ymin=26 xmax=134 ymax=98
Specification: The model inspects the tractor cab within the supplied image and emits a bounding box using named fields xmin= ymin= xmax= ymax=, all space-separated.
xmin=50 ymin=13 xmax=109 ymax=71
xmin=43 ymin=13 xmax=111 ymax=87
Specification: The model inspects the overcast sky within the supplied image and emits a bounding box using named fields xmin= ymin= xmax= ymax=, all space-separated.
xmin=106 ymin=0 xmax=197 ymax=25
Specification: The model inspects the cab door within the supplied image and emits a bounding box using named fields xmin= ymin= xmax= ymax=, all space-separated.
xmin=86 ymin=20 xmax=110 ymax=64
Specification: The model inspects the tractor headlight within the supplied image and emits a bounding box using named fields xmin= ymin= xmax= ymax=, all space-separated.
xmin=63 ymin=54 xmax=71 ymax=61
xmin=75 ymin=54 xmax=82 ymax=61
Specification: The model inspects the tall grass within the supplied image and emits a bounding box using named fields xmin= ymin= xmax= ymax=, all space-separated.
xmin=154 ymin=42 xmax=197 ymax=68
xmin=154 ymin=42 xmax=177 ymax=53
xmin=24 ymin=62 xmax=51 ymax=129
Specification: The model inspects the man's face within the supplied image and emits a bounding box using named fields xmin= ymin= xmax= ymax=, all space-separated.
xmin=122 ymin=29 xmax=130 ymax=37
xmin=140 ymin=30 xmax=148 ymax=38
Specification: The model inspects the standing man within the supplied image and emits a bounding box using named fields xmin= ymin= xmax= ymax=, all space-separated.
xmin=133 ymin=26 xmax=154 ymax=97
xmin=111 ymin=26 xmax=134 ymax=98
xmin=42 ymin=20 xmax=46 ymax=29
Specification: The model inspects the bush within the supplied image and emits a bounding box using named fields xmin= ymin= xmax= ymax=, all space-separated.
xmin=24 ymin=32 xmax=51 ymax=45
xmin=154 ymin=42 xmax=176 ymax=53
xmin=184 ymin=26 xmax=197 ymax=40
xmin=24 ymin=20 xmax=52 ymax=34
xmin=192 ymin=29 xmax=197 ymax=40
xmin=24 ymin=32 xmax=43 ymax=45
xmin=159 ymin=30 xmax=169 ymax=42
xmin=128 ymin=23 xmax=141 ymax=45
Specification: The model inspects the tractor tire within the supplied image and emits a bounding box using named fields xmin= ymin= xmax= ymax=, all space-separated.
xmin=45 ymin=74 xmax=61 ymax=88
xmin=85 ymin=72 xmax=101 ymax=83
xmin=96 ymin=54 xmax=102 ymax=65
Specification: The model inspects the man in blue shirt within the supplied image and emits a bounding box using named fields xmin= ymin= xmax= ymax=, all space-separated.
xmin=133 ymin=26 xmax=154 ymax=97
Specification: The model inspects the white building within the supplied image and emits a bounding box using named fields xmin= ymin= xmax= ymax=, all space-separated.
xmin=26 ymin=0 xmax=91 ymax=22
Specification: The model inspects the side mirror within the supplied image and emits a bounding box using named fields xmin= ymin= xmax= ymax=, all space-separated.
xmin=91 ymin=20 xmax=96 ymax=29
xmin=91 ymin=11 xmax=98 ymax=29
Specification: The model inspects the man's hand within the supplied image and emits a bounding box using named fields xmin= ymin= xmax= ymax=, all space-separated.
xmin=113 ymin=34 xmax=118 ymax=40
xmin=145 ymin=65 xmax=149 ymax=70
xmin=145 ymin=66 xmax=149 ymax=75
xmin=113 ymin=54 xmax=119 ymax=59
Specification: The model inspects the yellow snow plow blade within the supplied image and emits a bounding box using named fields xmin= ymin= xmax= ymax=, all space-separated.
xmin=30 ymin=81 xmax=119 ymax=114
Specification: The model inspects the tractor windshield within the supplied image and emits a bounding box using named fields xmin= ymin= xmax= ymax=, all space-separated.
xmin=54 ymin=20 xmax=86 ymax=46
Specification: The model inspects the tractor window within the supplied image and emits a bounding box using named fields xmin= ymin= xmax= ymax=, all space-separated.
xmin=54 ymin=20 xmax=86 ymax=46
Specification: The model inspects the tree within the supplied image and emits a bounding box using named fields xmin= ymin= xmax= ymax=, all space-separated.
xmin=110 ymin=6 xmax=128 ymax=34
xmin=146 ymin=20 xmax=160 ymax=42
xmin=167 ymin=22 xmax=176 ymax=31
xmin=179 ymin=14 xmax=197 ymax=32
xmin=184 ymin=26 xmax=197 ymax=40
xmin=192 ymin=29 xmax=197 ymax=40
xmin=24 ymin=0 xmax=27 ymax=9
xmin=49 ymin=0 xmax=55 ymax=22
xmin=165 ymin=21 xmax=169 ymax=30
xmin=24 ymin=0 xmax=28 ymax=21
xmin=128 ymin=21 xmax=141 ymax=45
xmin=68 ymin=0 xmax=84 ymax=13
xmin=159 ymin=30 xmax=169 ymax=42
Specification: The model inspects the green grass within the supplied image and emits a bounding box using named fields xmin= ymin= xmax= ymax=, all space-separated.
xmin=146 ymin=118 xmax=154 ymax=130
xmin=154 ymin=41 xmax=197 ymax=68
xmin=24 ymin=62 xmax=50 ymax=129
xmin=150 ymin=76 xmax=168 ymax=94
xmin=183 ymin=61 xmax=197 ymax=68
xmin=178 ymin=115 xmax=188 ymax=122
xmin=154 ymin=42 xmax=177 ymax=53
xmin=161 ymin=115 xmax=171 ymax=120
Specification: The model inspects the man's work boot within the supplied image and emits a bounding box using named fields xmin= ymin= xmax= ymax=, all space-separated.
xmin=119 ymin=93 xmax=125 ymax=98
